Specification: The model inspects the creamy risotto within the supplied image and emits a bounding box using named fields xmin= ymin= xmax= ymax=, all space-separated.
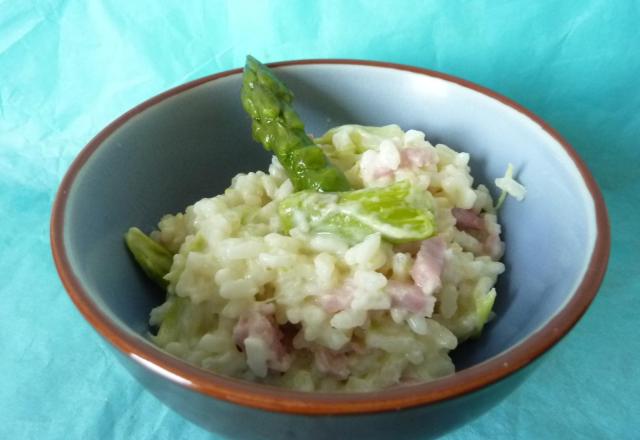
xmin=140 ymin=124 xmax=520 ymax=391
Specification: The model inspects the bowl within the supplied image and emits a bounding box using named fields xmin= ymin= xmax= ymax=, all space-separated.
xmin=51 ymin=60 xmax=609 ymax=439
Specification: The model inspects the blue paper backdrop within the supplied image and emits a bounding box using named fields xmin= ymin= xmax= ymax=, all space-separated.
xmin=1 ymin=1 xmax=637 ymax=438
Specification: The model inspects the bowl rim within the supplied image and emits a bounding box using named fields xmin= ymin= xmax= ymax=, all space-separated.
xmin=50 ymin=58 xmax=610 ymax=415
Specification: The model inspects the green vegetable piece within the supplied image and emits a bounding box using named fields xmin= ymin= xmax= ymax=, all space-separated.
xmin=241 ymin=55 xmax=351 ymax=192
xmin=279 ymin=180 xmax=436 ymax=244
xmin=124 ymin=227 xmax=173 ymax=287
xmin=153 ymin=297 xmax=188 ymax=346
xmin=473 ymin=288 xmax=496 ymax=337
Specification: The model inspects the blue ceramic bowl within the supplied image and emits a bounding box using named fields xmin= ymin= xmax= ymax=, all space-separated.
xmin=51 ymin=60 xmax=609 ymax=439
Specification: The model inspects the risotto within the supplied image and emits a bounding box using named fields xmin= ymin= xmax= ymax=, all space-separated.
xmin=140 ymin=124 xmax=520 ymax=391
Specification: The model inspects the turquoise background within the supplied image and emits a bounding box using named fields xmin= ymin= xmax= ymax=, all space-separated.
xmin=1 ymin=1 xmax=637 ymax=438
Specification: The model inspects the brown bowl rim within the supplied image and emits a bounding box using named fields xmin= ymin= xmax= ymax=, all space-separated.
xmin=50 ymin=59 xmax=610 ymax=415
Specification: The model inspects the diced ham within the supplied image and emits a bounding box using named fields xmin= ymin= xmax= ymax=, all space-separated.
xmin=386 ymin=280 xmax=436 ymax=316
xmin=451 ymin=209 xmax=505 ymax=259
xmin=390 ymin=282 xmax=425 ymax=311
xmin=373 ymin=165 xmax=394 ymax=179
xmin=400 ymin=147 xmax=433 ymax=168
xmin=410 ymin=237 xmax=446 ymax=296
xmin=452 ymin=208 xmax=485 ymax=231
xmin=314 ymin=347 xmax=350 ymax=380
xmin=232 ymin=307 xmax=291 ymax=373
xmin=317 ymin=282 xmax=355 ymax=313
xmin=318 ymin=294 xmax=352 ymax=313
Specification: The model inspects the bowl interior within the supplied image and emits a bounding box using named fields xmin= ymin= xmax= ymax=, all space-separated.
xmin=62 ymin=63 xmax=597 ymax=374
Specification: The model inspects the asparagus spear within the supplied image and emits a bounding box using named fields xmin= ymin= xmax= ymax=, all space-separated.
xmin=279 ymin=180 xmax=436 ymax=244
xmin=241 ymin=55 xmax=351 ymax=192
xmin=124 ymin=227 xmax=173 ymax=287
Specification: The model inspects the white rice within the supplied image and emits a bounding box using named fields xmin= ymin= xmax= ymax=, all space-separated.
xmin=148 ymin=125 xmax=519 ymax=392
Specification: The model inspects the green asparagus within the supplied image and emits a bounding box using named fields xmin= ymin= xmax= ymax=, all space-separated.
xmin=241 ymin=55 xmax=351 ymax=192
xmin=279 ymin=180 xmax=436 ymax=244
xmin=473 ymin=288 xmax=496 ymax=337
xmin=124 ymin=228 xmax=189 ymax=342
xmin=124 ymin=227 xmax=173 ymax=287
xmin=153 ymin=296 xmax=188 ymax=346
